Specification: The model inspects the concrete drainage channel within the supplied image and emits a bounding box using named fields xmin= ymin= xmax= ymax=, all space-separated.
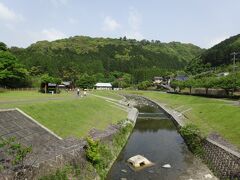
xmin=107 ymin=95 xmax=218 ymax=180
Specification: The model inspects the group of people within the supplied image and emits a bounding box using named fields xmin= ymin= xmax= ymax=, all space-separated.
xmin=77 ymin=88 xmax=87 ymax=97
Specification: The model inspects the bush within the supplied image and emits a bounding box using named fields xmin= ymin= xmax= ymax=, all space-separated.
xmin=86 ymin=137 xmax=101 ymax=165
xmin=137 ymin=81 xmax=152 ymax=90
xmin=85 ymin=122 xmax=133 ymax=179
xmin=179 ymin=124 xmax=204 ymax=156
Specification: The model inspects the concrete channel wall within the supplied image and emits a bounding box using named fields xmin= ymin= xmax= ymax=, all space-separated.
xmin=145 ymin=97 xmax=240 ymax=180
xmin=0 ymin=107 xmax=138 ymax=179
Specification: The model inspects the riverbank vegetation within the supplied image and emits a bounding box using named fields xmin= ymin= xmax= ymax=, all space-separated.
xmin=179 ymin=124 xmax=204 ymax=156
xmin=39 ymin=121 xmax=133 ymax=180
xmin=86 ymin=122 xmax=133 ymax=179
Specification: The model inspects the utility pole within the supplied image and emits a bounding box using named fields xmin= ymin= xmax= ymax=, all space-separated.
xmin=230 ymin=52 xmax=239 ymax=73
xmin=230 ymin=52 xmax=239 ymax=99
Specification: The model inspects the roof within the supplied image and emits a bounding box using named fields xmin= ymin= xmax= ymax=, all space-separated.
xmin=48 ymin=83 xmax=57 ymax=86
xmin=154 ymin=77 xmax=163 ymax=80
xmin=62 ymin=81 xmax=71 ymax=86
xmin=95 ymin=83 xmax=112 ymax=87
xmin=175 ymin=75 xmax=188 ymax=81
xmin=217 ymin=72 xmax=229 ymax=77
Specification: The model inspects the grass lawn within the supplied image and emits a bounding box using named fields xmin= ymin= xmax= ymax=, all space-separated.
xmin=0 ymin=91 xmax=127 ymax=138
xmin=0 ymin=90 xmax=70 ymax=101
xmin=124 ymin=90 xmax=240 ymax=148
xmin=90 ymin=90 xmax=123 ymax=100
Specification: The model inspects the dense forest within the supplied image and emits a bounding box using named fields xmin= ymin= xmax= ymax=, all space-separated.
xmin=10 ymin=36 xmax=202 ymax=83
xmin=200 ymin=34 xmax=240 ymax=67
xmin=2 ymin=34 xmax=240 ymax=89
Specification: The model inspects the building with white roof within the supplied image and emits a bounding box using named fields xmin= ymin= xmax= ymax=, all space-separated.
xmin=95 ymin=83 xmax=112 ymax=90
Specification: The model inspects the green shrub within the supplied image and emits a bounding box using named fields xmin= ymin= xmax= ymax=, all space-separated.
xmin=85 ymin=123 xmax=133 ymax=179
xmin=39 ymin=165 xmax=77 ymax=180
xmin=179 ymin=124 xmax=204 ymax=156
xmin=86 ymin=137 xmax=101 ymax=165
xmin=39 ymin=169 xmax=68 ymax=180
xmin=113 ymin=123 xmax=133 ymax=149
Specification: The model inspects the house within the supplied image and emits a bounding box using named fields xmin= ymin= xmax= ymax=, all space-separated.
xmin=153 ymin=77 xmax=163 ymax=84
xmin=217 ymin=72 xmax=229 ymax=77
xmin=58 ymin=81 xmax=74 ymax=89
xmin=175 ymin=75 xmax=188 ymax=81
xmin=95 ymin=83 xmax=112 ymax=90
xmin=40 ymin=83 xmax=58 ymax=93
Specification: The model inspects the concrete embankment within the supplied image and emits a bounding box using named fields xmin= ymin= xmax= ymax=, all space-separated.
xmin=0 ymin=100 xmax=139 ymax=179
xmin=127 ymin=94 xmax=239 ymax=180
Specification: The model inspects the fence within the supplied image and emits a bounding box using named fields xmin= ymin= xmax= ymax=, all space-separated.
xmin=0 ymin=87 xmax=39 ymax=91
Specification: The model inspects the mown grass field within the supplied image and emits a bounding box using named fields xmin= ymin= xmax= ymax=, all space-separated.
xmin=0 ymin=90 xmax=127 ymax=138
xmin=124 ymin=90 xmax=240 ymax=148
xmin=90 ymin=90 xmax=123 ymax=100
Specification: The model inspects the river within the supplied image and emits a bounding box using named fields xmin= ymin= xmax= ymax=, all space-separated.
xmin=107 ymin=99 xmax=216 ymax=180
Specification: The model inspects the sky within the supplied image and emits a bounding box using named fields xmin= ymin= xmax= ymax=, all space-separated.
xmin=0 ymin=0 xmax=239 ymax=48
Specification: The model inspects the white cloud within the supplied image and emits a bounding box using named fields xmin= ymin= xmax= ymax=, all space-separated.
xmin=125 ymin=7 xmax=144 ymax=40
xmin=128 ymin=7 xmax=142 ymax=31
xmin=102 ymin=16 xmax=121 ymax=31
xmin=41 ymin=28 xmax=67 ymax=41
xmin=206 ymin=35 xmax=229 ymax=48
xmin=0 ymin=2 xmax=24 ymax=21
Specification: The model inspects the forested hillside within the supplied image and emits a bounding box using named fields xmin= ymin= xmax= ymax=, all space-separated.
xmin=10 ymin=36 xmax=202 ymax=82
xmin=201 ymin=34 xmax=240 ymax=66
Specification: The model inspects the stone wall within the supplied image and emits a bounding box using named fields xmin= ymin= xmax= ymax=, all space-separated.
xmin=203 ymin=139 xmax=240 ymax=179
xmin=0 ymin=107 xmax=138 ymax=179
xmin=139 ymin=96 xmax=240 ymax=180
xmin=193 ymin=88 xmax=227 ymax=97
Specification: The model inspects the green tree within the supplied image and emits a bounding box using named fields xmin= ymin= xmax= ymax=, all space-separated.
xmin=185 ymin=58 xmax=211 ymax=75
xmin=184 ymin=78 xmax=196 ymax=94
xmin=200 ymin=77 xmax=218 ymax=95
xmin=0 ymin=42 xmax=7 ymax=51
xmin=40 ymin=74 xmax=61 ymax=93
xmin=76 ymin=73 xmax=96 ymax=89
xmin=216 ymin=75 xmax=236 ymax=96
xmin=0 ymin=51 xmax=29 ymax=88
xmin=137 ymin=81 xmax=151 ymax=90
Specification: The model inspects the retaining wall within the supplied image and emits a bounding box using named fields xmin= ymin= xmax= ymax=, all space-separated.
xmin=145 ymin=97 xmax=240 ymax=180
xmin=0 ymin=107 xmax=138 ymax=179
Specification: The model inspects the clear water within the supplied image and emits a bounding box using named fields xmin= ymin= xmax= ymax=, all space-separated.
xmin=106 ymin=105 xmax=197 ymax=180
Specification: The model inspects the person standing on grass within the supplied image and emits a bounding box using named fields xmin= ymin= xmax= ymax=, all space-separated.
xmin=77 ymin=88 xmax=80 ymax=96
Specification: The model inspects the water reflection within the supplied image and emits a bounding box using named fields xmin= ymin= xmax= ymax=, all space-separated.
xmin=107 ymin=105 xmax=197 ymax=180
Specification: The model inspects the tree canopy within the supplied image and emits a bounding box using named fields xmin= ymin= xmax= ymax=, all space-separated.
xmin=201 ymin=34 xmax=240 ymax=67
xmin=10 ymin=36 xmax=203 ymax=82
xmin=0 ymin=45 xmax=29 ymax=88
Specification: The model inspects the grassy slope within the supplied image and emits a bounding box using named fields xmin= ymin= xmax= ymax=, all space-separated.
xmin=0 ymin=91 xmax=127 ymax=138
xmin=124 ymin=90 xmax=240 ymax=148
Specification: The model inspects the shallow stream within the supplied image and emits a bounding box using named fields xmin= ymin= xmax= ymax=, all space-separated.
xmin=107 ymin=102 xmax=210 ymax=180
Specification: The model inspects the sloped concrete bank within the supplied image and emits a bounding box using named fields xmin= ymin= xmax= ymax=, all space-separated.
xmin=0 ymin=107 xmax=138 ymax=179
xmin=128 ymin=94 xmax=240 ymax=180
